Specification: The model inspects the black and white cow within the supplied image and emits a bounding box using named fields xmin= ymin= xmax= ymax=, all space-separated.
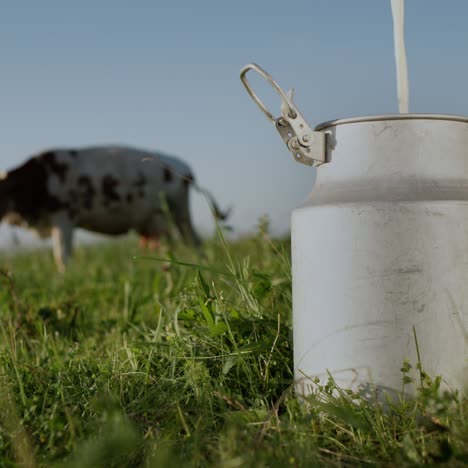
xmin=0 ymin=146 xmax=229 ymax=271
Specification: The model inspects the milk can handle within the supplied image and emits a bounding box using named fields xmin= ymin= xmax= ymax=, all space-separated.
xmin=240 ymin=63 xmax=327 ymax=167
xmin=240 ymin=63 xmax=297 ymax=122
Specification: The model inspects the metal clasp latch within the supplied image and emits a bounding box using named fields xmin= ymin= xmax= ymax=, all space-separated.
xmin=240 ymin=63 xmax=326 ymax=167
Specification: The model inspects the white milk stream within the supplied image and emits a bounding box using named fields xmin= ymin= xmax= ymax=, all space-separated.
xmin=391 ymin=0 xmax=409 ymax=113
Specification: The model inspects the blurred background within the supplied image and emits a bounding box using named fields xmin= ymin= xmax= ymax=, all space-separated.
xmin=1 ymin=0 xmax=468 ymax=248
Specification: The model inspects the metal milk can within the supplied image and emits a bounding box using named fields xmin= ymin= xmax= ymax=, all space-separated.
xmin=241 ymin=64 xmax=468 ymax=397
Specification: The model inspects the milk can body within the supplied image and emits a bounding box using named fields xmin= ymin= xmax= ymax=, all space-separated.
xmin=292 ymin=115 xmax=468 ymax=396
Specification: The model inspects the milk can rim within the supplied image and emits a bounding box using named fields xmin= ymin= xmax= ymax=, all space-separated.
xmin=315 ymin=113 xmax=468 ymax=131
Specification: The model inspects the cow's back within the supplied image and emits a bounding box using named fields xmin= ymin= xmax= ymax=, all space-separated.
xmin=43 ymin=146 xmax=167 ymax=234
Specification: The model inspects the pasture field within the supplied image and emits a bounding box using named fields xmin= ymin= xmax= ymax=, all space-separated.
xmin=0 ymin=227 xmax=466 ymax=467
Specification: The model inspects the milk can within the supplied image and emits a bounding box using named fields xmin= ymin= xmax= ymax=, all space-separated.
xmin=241 ymin=63 xmax=468 ymax=397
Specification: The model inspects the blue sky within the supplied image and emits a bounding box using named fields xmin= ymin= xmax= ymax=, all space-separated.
xmin=1 ymin=0 xmax=468 ymax=244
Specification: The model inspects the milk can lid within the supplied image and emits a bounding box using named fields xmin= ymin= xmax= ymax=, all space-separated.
xmin=315 ymin=113 xmax=468 ymax=131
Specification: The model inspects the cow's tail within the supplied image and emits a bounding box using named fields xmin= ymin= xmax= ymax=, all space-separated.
xmin=191 ymin=181 xmax=231 ymax=221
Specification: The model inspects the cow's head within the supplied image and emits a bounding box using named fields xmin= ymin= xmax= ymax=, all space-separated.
xmin=0 ymin=171 xmax=14 ymax=220
xmin=0 ymin=158 xmax=50 ymax=226
xmin=0 ymin=165 xmax=50 ymax=237
xmin=0 ymin=172 xmax=26 ymax=227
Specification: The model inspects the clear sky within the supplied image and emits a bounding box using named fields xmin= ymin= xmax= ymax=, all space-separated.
xmin=1 ymin=0 xmax=468 ymax=246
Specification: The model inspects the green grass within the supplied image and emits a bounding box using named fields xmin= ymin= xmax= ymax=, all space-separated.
xmin=0 ymin=227 xmax=466 ymax=467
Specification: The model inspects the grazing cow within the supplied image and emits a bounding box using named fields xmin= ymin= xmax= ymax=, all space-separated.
xmin=0 ymin=146 xmax=229 ymax=272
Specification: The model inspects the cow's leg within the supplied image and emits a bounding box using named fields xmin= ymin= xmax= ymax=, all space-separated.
xmin=50 ymin=212 xmax=74 ymax=273
xmin=147 ymin=236 xmax=161 ymax=250
xmin=138 ymin=234 xmax=160 ymax=250
xmin=138 ymin=210 xmax=167 ymax=250
xmin=139 ymin=235 xmax=148 ymax=249
xmin=173 ymin=185 xmax=202 ymax=247
xmin=175 ymin=213 xmax=201 ymax=247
